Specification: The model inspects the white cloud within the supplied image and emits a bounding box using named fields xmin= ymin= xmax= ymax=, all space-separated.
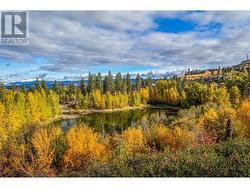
xmin=1 ymin=11 xmax=250 ymax=82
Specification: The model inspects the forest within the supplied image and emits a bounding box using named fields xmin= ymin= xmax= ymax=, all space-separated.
xmin=0 ymin=69 xmax=249 ymax=177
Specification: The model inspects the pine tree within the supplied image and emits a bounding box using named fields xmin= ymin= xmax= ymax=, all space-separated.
xmin=121 ymin=75 xmax=127 ymax=94
xmin=68 ymin=83 xmax=76 ymax=102
xmin=79 ymin=79 xmax=86 ymax=96
xmin=53 ymin=80 xmax=60 ymax=94
xmin=126 ymin=73 xmax=132 ymax=94
xmin=114 ymin=72 xmax=122 ymax=93
xmin=135 ymin=73 xmax=142 ymax=91
xmin=104 ymin=71 xmax=114 ymax=94
xmin=86 ymin=72 xmax=95 ymax=94
xmin=95 ymin=72 xmax=103 ymax=93
xmin=145 ymin=77 xmax=152 ymax=87
xmin=35 ymin=79 xmax=42 ymax=91
xmin=41 ymin=79 xmax=48 ymax=93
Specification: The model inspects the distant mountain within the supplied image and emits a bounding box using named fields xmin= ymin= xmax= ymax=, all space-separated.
xmin=5 ymin=80 xmax=82 ymax=89
xmin=79 ymin=70 xmax=186 ymax=80
xmin=139 ymin=70 xmax=186 ymax=79
xmin=2 ymin=69 xmax=187 ymax=88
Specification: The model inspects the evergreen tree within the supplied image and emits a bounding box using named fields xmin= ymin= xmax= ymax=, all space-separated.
xmin=53 ymin=80 xmax=60 ymax=94
xmin=121 ymin=75 xmax=127 ymax=94
xmin=86 ymin=72 xmax=95 ymax=94
xmin=135 ymin=73 xmax=142 ymax=91
xmin=68 ymin=83 xmax=76 ymax=101
xmin=95 ymin=72 xmax=103 ymax=93
xmin=114 ymin=72 xmax=123 ymax=93
xmin=104 ymin=71 xmax=114 ymax=93
xmin=126 ymin=73 xmax=132 ymax=94
xmin=41 ymin=79 xmax=48 ymax=92
xmin=35 ymin=78 xmax=42 ymax=91
xmin=79 ymin=79 xmax=86 ymax=96
xmin=141 ymin=78 xmax=146 ymax=87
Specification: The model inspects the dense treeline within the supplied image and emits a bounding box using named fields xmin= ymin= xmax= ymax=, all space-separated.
xmin=52 ymin=72 xmax=152 ymax=110
xmin=50 ymin=70 xmax=247 ymax=110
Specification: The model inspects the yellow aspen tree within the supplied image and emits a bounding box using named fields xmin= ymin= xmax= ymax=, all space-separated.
xmin=139 ymin=88 xmax=150 ymax=104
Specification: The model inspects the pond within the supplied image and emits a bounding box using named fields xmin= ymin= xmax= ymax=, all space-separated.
xmin=52 ymin=107 xmax=178 ymax=136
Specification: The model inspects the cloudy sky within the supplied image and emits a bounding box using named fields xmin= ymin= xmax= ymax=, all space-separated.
xmin=1 ymin=11 xmax=250 ymax=82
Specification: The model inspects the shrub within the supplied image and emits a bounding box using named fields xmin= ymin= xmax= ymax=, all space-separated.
xmin=122 ymin=127 xmax=147 ymax=155
xmin=62 ymin=124 xmax=110 ymax=175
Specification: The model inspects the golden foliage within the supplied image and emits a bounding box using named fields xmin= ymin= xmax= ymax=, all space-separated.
xmin=122 ymin=127 xmax=146 ymax=155
xmin=63 ymin=124 xmax=110 ymax=171
xmin=199 ymin=105 xmax=237 ymax=142
xmin=29 ymin=127 xmax=57 ymax=176
xmin=236 ymin=100 xmax=250 ymax=137
xmin=91 ymin=90 xmax=105 ymax=109
xmin=152 ymin=125 xmax=195 ymax=151
xmin=139 ymin=88 xmax=150 ymax=104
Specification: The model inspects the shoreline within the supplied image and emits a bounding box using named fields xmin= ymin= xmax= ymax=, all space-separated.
xmin=59 ymin=105 xmax=147 ymax=120
xmin=58 ymin=104 xmax=181 ymax=120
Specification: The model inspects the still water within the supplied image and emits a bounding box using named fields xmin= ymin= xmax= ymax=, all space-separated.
xmin=53 ymin=108 xmax=177 ymax=135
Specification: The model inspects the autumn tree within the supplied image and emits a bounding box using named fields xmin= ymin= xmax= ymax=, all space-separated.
xmin=214 ymin=86 xmax=230 ymax=105
xmin=229 ymin=85 xmax=241 ymax=108
xmin=131 ymin=92 xmax=141 ymax=106
xmin=139 ymin=88 xmax=150 ymax=104
xmin=236 ymin=100 xmax=250 ymax=137
xmin=48 ymin=90 xmax=61 ymax=116
xmin=91 ymin=90 xmax=105 ymax=109
xmin=225 ymin=70 xmax=248 ymax=94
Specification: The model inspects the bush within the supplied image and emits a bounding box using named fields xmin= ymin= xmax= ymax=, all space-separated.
xmin=62 ymin=124 xmax=110 ymax=176
xmin=90 ymin=139 xmax=250 ymax=177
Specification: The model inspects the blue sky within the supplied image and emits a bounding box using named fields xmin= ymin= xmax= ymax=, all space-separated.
xmin=155 ymin=18 xmax=195 ymax=33
xmin=1 ymin=11 xmax=250 ymax=82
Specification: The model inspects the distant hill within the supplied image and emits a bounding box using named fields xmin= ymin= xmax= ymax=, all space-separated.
xmin=5 ymin=80 xmax=81 ymax=89
xmin=233 ymin=60 xmax=250 ymax=70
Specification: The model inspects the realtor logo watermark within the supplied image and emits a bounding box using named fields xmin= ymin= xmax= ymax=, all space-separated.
xmin=0 ymin=11 xmax=29 ymax=45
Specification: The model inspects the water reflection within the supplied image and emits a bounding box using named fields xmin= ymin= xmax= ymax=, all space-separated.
xmin=53 ymin=108 xmax=177 ymax=135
